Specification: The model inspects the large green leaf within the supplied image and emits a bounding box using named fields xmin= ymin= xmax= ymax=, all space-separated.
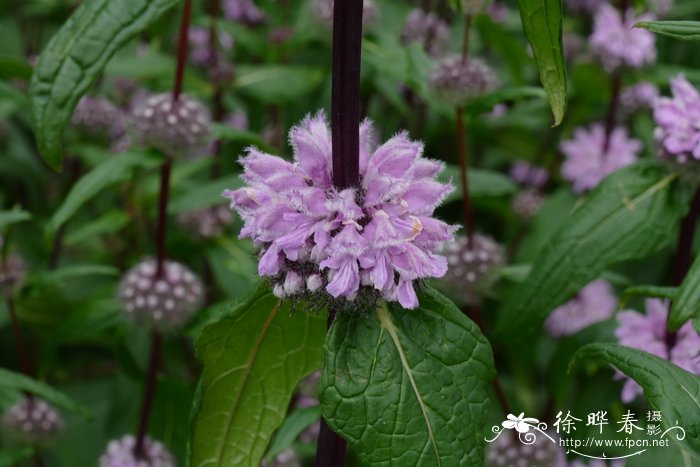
xmin=190 ymin=284 xmax=326 ymax=467
xmin=496 ymin=162 xmax=690 ymax=339
xmin=48 ymin=151 xmax=161 ymax=234
xmin=0 ymin=368 xmax=91 ymax=418
xmin=635 ymin=21 xmax=700 ymax=41
xmin=670 ymin=254 xmax=700 ymax=330
xmin=516 ymin=0 xmax=567 ymax=125
xmin=29 ymin=0 xmax=181 ymax=170
xmin=320 ymin=287 xmax=495 ymax=466
xmin=572 ymin=343 xmax=700 ymax=458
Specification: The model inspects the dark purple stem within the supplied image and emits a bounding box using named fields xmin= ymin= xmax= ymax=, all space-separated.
xmin=602 ymin=73 xmax=621 ymax=152
xmin=316 ymin=2 xmax=363 ymax=464
xmin=172 ymin=0 xmax=192 ymax=102
xmin=154 ymin=159 xmax=172 ymax=279
xmin=330 ymin=0 xmax=363 ymax=189
xmin=7 ymin=297 xmax=33 ymax=377
xmin=209 ymin=0 xmax=225 ymax=178
xmin=457 ymin=13 xmax=475 ymax=247
xmin=133 ymin=1 xmax=190 ymax=455
xmin=133 ymin=332 xmax=162 ymax=459
xmin=315 ymin=307 xmax=347 ymax=467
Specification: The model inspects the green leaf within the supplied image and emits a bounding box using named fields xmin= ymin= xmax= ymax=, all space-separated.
xmin=670 ymin=253 xmax=700 ymax=330
xmin=635 ymin=21 xmax=700 ymax=41
xmin=516 ymin=0 xmax=567 ymax=125
xmin=320 ymin=287 xmax=495 ymax=466
xmin=235 ymin=65 xmax=324 ymax=104
xmin=0 ymin=210 xmax=31 ymax=231
xmin=0 ymin=368 xmax=91 ymax=419
xmin=265 ymin=406 xmax=321 ymax=461
xmin=496 ymin=162 xmax=690 ymax=340
xmin=440 ymin=166 xmax=517 ymax=202
xmin=169 ymin=174 xmax=241 ymax=214
xmin=29 ymin=0 xmax=182 ymax=170
xmin=571 ymin=343 xmax=700 ymax=458
xmin=190 ymin=284 xmax=326 ymax=467
xmin=48 ymin=151 xmax=161 ymax=234
xmin=619 ymin=285 xmax=678 ymax=310
xmin=64 ymin=211 xmax=130 ymax=246
xmin=465 ymin=86 xmax=547 ymax=116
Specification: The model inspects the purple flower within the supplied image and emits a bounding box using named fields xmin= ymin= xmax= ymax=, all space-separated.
xmin=188 ymin=26 xmax=233 ymax=66
xmin=99 ymin=435 xmax=175 ymax=467
xmin=545 ymin=280 xmax=617 ymax=337
xmin=401 ymin=9 xmax=450 ymax=58
xmin=589 ymin=5 xmax=656 ymax=72
xmin=509 ymin=160 xmax=549 ymax=189
xmin=430 ymin=55 xmax=498 ymax=106
xmin=620 ymin=81 xmax=659 ymax=115
xmin=560 ymin=123 xmax=641 ymax=193
xmin=442 ymin=234 xmax=504 ymax=305
xmin=615 ymin=299 xmax=700 ymax=402
xmin=2 ymin=398 xmax=63 ymax=442
xmin=653 ymin=74 xmax=700 ymax=164
xmin=512 ymin=189 xmax=545 ymax=220
xmin=222 ymin=0 xmax=265 ymax=25
xmin=71 ymin=96 xmax=126 ymax=139
xmin=224 ymin=111 xmax=457 ymax=309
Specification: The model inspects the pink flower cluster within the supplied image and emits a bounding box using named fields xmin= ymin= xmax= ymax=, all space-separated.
xmin=615 ymin=299 xmax=700 ymax=402
xmin=653 ymin=74 xmax=700 ymax=164
xmin=545 ymin=280 xmax=617 ymax=337
xmin=224 ymin=111 xmax=457 ymax=309
xmin=509 ymin=160 xmax=549 ymax=189
xmin=589 ymin=5 xmax=656 ymax=73
xmin=560 ymin=123 xmax=640 ymax=193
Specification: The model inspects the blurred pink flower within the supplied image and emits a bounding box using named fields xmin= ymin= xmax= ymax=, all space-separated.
xmin=615 ymin=299 xmax=700 ymax=402
xmin=560 ymin=123 xmax=640 ymax=193
xmin=545 ymin=280 xmax=617 ymax=337
xmin=621 ymin=81 xmax=659 ymax=115
xmin=653 ymin=74 xmax=700 ymax=164
xmin=589 ymin=5 xmax=656 ymax=72
xmin=223 ymin=0 xmax=265 ymax=25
